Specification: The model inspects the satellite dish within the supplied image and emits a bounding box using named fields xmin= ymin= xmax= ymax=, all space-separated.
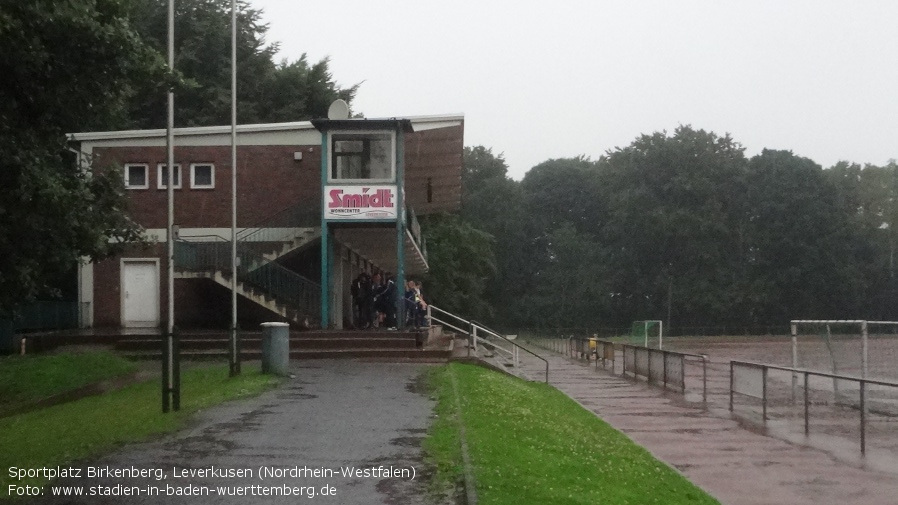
xmin=327 ymin=99 xmax=350 ymax=120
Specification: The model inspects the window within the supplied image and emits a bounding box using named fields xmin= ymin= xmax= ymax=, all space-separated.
xmin=329 ymin=131 xmax=394 ymax=182
xmin=157 ymin=163 xmax=182 ymax=189
xmin=124 ymin=164 xmax=149 ymax=189
xmin=190 ymin=163 xmax=215 ymax=189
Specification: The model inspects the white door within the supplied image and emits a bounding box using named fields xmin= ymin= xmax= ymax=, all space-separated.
xmin=122 ymin=260 xmax=160 ymax=327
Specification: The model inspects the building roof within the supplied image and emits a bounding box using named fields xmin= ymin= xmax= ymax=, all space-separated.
xmin=68 ymin=114 xmax=463 ymax=144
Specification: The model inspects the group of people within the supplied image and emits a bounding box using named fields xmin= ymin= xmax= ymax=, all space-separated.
xmin=350 ymin=272 xmax=428 ymax=330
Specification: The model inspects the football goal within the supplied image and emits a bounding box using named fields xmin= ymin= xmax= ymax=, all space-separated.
xmin=789 ymin=320 xmax=898 ymax=378
xmin=790 ymin=319 xmax=898 ymax=402
xmin=630 ymin=320 xmax=663 ymax=349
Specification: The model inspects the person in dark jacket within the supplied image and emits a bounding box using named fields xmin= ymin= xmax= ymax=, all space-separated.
xmin=352 ymin=272 xmax=372 ymax=329
xmin=375 ymin=272 xmax=398 ymax=330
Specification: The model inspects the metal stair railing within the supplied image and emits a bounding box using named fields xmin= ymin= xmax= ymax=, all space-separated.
xmin=174 ymin=235 xmax=321 ymax=320
xmin=427 ymin=305 xmax=549 ymax=383
xmin=238 ymin=253 xmax=321 ymax=319
xmin=174 ymin=235 xmax=231 ymax=272
xmin=236 ymin=203 xmax=320 ymax=252
xmin=406 ymin=204 xmax=427 ymax=260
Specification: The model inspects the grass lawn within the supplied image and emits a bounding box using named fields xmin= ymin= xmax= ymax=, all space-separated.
xmin=425 ymin=363 xmax=720 ymax=505
xmin=0 ymin=362 xmax=280 ymax=495
xmin=0 ymin=351 xmax=137 ymax=416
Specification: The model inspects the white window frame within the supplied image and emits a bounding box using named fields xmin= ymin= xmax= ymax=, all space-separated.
xmin=124 ymin=163 xmax=149 ymax=189
xmin=190 ymin=163 xmax=215 ymax=189
xmin=326 ymin=130 xmax=396 ymax=183
xmin=157 ymin=163 xmax=182 ymax=189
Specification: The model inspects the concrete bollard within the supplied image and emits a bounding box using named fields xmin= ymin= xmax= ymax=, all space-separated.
xmin=260 ymin=322 xmax=290 ymax=376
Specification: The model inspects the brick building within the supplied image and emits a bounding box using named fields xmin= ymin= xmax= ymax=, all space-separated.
xmin=70 ymin=113 xmax=463 ymax=331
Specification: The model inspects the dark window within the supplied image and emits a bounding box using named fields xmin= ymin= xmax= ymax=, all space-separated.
xmin=191 ymin=163 xmax=214 ymax=188
xmin=125 ymin=164 xmax=148 ymax=189
xmin=330 ymin=132 xmax=393 ymax=180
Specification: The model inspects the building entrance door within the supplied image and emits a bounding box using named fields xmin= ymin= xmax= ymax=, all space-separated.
xmin=121 ymin=260 xmax=160 ymax=327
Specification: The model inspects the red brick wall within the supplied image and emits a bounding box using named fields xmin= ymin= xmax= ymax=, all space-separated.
xmin=89 ymin=123 xmax=463 ymax=328
xmin=93 ymin=144 xmax=322 ymax=229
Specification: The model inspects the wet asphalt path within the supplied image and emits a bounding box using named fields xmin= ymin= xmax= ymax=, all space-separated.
xmin=32 ymin=360 xmax=436 ymax=504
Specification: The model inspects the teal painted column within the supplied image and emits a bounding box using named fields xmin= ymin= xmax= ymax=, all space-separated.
xmin=319 ymin=131 xmax=329 ymax=328
xmin=396 ymin=128 xmax=406 ymax=331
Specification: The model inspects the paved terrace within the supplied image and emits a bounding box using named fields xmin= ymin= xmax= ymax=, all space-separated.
xmin=513 ymin=346 xmax=898 ymax=505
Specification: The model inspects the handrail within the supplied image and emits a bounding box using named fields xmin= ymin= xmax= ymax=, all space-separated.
xmin=236 ymin=203 xmax=320 ymax=251
xmin=471 ymin=322 xmax=517 ymax=359
xmin=406 ymin=204 xmax=427 ymax=260
xmin=174 ymin=235 xmax=321 ymax=320
xmin=729 ymin=360 xmax=898 ymax=454
xmin=180 ymin=233 xmax=230 ymax=241
xmin=732 ymin=360 xmax=898 ymax=388
xmin=427 ymin=305 xmax=549 ymax=383
xmin=428 ymin=306 xmax=471 ymax=337
xmin=236 ymin=203 xmax=319 ymax=240
xmin=472 ymin=320 xmax=549 ymax=383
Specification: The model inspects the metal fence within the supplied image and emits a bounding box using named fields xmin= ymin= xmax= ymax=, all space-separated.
xmin=621 ymin=343 xmax=707 ymax=401
xmin=507 ymin=325 xmax=796 ymax=339
xmin=8 ymin=301 xmax=82 ymax=331
xmin=524 ymin=336 xmax=707 ymax=401
xmin=729 ymin=360 xmax=898 ymax=454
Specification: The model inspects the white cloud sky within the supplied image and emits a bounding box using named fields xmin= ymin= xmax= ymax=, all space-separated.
xmin=253 ymin=0 xmax=898 ymax=179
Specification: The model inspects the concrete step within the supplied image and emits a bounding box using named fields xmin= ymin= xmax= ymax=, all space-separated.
xmin=114 ymin=333 xmax=421 ymax=352
xmin=118 ymin=337 xmax=418 ymax=351
xmin=122 ymin=347 xmax=451 ymax=361
xmin=118 ymin=330 xmax=420 ymax=340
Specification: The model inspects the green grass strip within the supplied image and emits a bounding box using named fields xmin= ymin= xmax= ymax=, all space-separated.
xmin=426 ymin=363 xmax=719 ymax=505
xmin=0 ymin=363 xmax=280 ymax=496
xmin=0 ymin=351 xmax=137 ymax=416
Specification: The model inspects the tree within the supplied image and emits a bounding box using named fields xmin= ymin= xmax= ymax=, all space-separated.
xmin=521 ymin=224 xmax=608 ymax=328
xmin=743 ymin=150 xmax=862 ymax=322
xmin=462 ymin=146 xmax=512 ymax=191
xmin=601 ymin=126 xmax=748 ymax=328
xmin=513 ymin=157 xmax=607 ymax=327
xmin=521 ymin=156 xmax=605 ymax=236
xmin=826 ymin=161 xmax=898 ymax=320
xmin=126 ymin=0 xmax=358 ymax=127
xmin=421 ymin=214 xmax=497 ymax=321
xmin=0 ymin=0 xmax=157 ymax=315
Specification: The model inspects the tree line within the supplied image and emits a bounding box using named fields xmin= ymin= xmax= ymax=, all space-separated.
xmin=424 ymin=127 xmax=898 ymax=333
xmin=0 ymin=0 xmax=355 ymax=315
xmin=4 ymin=1 xmax=894 ymax=334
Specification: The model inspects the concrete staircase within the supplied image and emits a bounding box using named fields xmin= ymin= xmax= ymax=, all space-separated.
xmin=114 ymin=328 xmax=453 ymax=361
xmin=175 ymin=225 xmax=322 ymax=328
xmin=252 ymin=227 xmax=319 ymax=263
xmin=207 ymin=271 xmax=314 ymax=328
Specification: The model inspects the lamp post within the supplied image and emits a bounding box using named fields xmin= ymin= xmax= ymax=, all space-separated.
xmin=228 ymin=0 xmax=241 ymax=376
xmin=163 ymin=0 xmax=179 ymax=413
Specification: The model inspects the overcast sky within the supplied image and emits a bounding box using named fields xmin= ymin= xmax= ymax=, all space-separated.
xmin=254 ymin=0 xmax=897 ymax=180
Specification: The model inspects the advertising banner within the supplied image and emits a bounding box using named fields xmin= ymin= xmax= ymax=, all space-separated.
xmin=324 ymin=185 xmax=398 ymax=221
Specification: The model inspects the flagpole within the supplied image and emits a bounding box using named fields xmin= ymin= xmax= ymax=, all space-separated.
xmin=229 ymin=0 xmax=240 ymax=376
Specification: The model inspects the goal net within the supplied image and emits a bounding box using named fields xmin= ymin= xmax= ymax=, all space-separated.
xmin=791 ymin=320 xmax=865 ymax=377
xmin=629 ymin=320 xmax=663 ymax=349
xmin=790 ymin=319 xmax=898 ymax=412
